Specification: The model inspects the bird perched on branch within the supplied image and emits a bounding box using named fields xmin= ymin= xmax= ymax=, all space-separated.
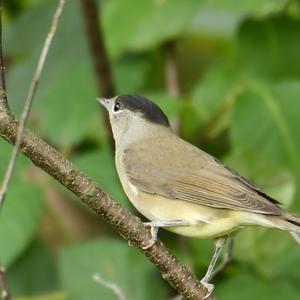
xmin=98 ymin=94 xmax=300 ymax=296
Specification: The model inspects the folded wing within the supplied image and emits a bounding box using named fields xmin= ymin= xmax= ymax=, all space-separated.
xmin=123 ymin=136 xmax=282 ymax=216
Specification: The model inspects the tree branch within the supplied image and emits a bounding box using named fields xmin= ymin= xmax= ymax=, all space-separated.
xmin=0 ymin=1 xmax=7 ymax=111
xmin=0 ymin=2 xmax=216 ymax=299
xmin=79 ymin=0 xmax=115 ymax=148
xmin=164 ymin=41 xmax=180 ymax=98
xmin=164 ymin=40 xmax=180 ymax=134
xmin=0 ymin=266 xmax=12 ymax=300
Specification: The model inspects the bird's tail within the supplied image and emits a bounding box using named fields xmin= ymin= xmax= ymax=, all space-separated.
xmin=290 ymin=231 xmax=300 ymax=245
xmin=266 ymin=212 xmax=300 ymax=245
xmin=280 ymin=213 xmax=300 ymax=245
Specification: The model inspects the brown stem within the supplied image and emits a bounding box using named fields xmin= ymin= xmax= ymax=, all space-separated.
xmin=79 ymin=0 xmax=115 ymax=148
xmin=0 ymin=266 xmax=12 ymax=300
xmin=164 ymin=41 xmax=180 ymax=98
xmin=0 ymin=1 xmax=7 ymax=111
xmin=164 ymin=40 xmax=180 ymax=134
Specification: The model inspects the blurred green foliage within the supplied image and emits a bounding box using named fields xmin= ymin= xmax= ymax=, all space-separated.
xmin=1 ymin=0 xmax=300 ymax=299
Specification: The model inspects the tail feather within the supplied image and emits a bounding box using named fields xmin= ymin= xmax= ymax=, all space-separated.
xmin=284 ymin=213 xmax=300 ymax=230
xmin=290 ymin=231 xmax=300 ymax=245
xmin=282 ymin=213 xmax=300 ymax=245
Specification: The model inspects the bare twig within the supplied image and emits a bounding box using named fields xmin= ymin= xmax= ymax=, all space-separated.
xmin=197 ymin=81 xmax=243 ymax=145
xmin=164 ymin=40 xmax=180 ymax=133
xmin=165 ymin=41 xmax=180 ymax=98
xmin=0 ymin=266 xmax=12 ymax=300
xmin=93 ymin=273 xmax=127 ymax=300
xmin=0 ymin=1 xmax=7 ymax=111
xmin=0 ymin=0 xmax=65 ymax=210
xmin=80 ymin=0 xmax=115 ymax=148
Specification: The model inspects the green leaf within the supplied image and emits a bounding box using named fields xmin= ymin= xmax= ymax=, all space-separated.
xmin=0 ymin=141 xmax=44 ymax=268
xmin=237 ymin=15 xmax=300 ymax=79
xmin=37 ymin=61 xmax=99 ymax=146
xmin=103 ymin=0 xmax=202 ymax=58
xmin=59 ymin=239 xmax=168 ymax=300
xmin=7 ymin=239 xmax=61 ymax=297
xmin=231 ymin=79 xmax=300 ymax=174
xmin=202 ymin=0 xmax=286 ymax=15
xmin=16 ymin=293 xmax=67 ymax=300
xmin=114 ymin=55 xmax=152 ymax=94
xmin=0 ymin=183 xmax=43 ymax=267
xmin=192 ymin=65 xmax=241 ymax=137
xmin=224 ymin=149 xmax=296 ymax=207
xmin=216 ymin=271 xmax=300 ymax=300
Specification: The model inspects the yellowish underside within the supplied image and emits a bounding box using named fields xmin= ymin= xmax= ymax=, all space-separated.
xmin=124 ymin=181 xmax=276 ymax=239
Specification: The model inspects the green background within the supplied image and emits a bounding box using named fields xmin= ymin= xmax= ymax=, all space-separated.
xmin=1 ymin=0 xmax=300 ymax=299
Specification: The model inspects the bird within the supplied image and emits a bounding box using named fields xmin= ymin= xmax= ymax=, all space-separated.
xmin=98 ymin=94 xmax=300 ymax=295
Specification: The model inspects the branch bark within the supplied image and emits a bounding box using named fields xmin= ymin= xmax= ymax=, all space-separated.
xmin=164 ymin=40 xmax=180 ymax=99
xmin=79 ymin=0 xmax=115 ymax=148
xmin=0 ymin=2 xmax=217 ymax=299
xmin=0 ymin=266 xmax=12 ymax=300
xmin=0 ymin=1 xmax=7 ymax=112
xmin=164 ymin=40 xmax=180 ymax=134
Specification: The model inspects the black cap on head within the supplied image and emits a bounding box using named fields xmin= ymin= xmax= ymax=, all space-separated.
xmin=116 ymin=95 xmax=170 ymax=127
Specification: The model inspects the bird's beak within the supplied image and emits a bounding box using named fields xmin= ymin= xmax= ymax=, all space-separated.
xmin=96 ymin=97 xmax=113 ymax=111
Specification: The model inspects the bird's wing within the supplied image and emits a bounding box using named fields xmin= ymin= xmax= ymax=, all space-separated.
xmin=123 ymin=136 xmax=282 ymax=216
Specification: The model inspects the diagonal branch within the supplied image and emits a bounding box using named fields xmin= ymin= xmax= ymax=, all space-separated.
xmin=0 ymin=266 xmax=12 ymax=300
xmin=0 ymin=1 xmax=7 ymax=111
xmin=164 ymin=40 xmax=180 ymax=134
xmin=0 ymin=0 xmax=65 ymax=211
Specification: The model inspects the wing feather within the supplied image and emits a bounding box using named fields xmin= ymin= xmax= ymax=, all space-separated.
xmin=123 ymin=136 xmax=282 ymax=216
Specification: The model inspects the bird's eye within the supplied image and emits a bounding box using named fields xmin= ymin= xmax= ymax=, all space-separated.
xmin=113 ymin=102 xmax=121 ymax=112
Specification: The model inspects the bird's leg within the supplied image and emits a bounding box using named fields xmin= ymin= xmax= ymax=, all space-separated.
xmin=142 ymin=220 xmax=190 ymax=250
xmin=200 ymin=237 xmax=227 ymax=298
xmin=211 ymin=236 xmax=234 ymax=279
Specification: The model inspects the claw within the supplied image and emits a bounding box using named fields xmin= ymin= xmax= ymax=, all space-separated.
xmin=142 ymin=222 xmax=159 ymax=249
xmin=200 ymin=280 xmax=214 ymax=299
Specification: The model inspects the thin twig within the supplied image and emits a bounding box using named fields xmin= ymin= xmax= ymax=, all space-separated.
xmin=80 ymin=0 xmax=115 ymax=149
xmin=0 ymin=1 xmax=7 ymax=110
xmin=0 ymin=266 xmax=12 ymax=300
xmin=0 ymin=0 xmax=65 ymax=210
xmin=197 ymin=81 xmax=243 ymax=145
xmin=165 ymin=41 xmax=180 ymax=98
xmin=164 ymin=40 xmax=180 ymax=133
xmin=93 ymin=273 xmax=127 ymax=300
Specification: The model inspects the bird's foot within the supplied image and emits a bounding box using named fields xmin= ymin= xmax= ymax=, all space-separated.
xmin=141 ymin=220 xmax=190 ymax=250
xmin=200 ymin=279 xmax=214 ymax=299
xmin=142 ymin=222 xmax=159 ymax=250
